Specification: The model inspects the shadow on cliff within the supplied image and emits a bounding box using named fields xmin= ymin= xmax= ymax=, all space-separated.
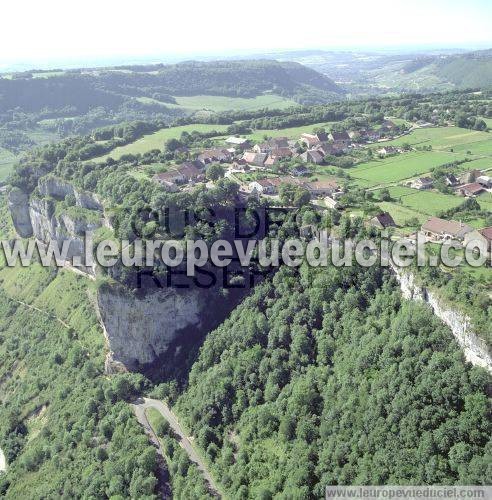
xmin=138 ymin=285 xmax=250 ymax=385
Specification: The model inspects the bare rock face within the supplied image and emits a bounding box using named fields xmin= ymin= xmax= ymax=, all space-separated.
xmin=97 ymin=285 xmax=207 ymax=372
xmin=392 ymin=266 xmax=492 ymax=373
xmin=8 ymin=188 xmax=33 ymax=238
xmin=38 ymin=176 xmax=103 ymax=211
xmin=28 ymin=197 xmax=100 ymax=272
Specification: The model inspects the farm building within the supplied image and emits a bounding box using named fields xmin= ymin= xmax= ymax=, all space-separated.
xmin=303 ymin=180 xmax=341 ymax=197
xmin=421 ymin=217 xmax=473 ymax=242
xmin=411 ymin=177 xmax=434 ymax=190
xmin=477 ymin=175 xmax=492 ymax=188
xmin=242 ymin=152 xmax=268 ymax=167
xmin=457 ymin=183 xmax=486 ymax=197
xmin=300 ymin=150 xmax=324 ymax=164
xmin=369 ymin=212 xmax=397 ymax=229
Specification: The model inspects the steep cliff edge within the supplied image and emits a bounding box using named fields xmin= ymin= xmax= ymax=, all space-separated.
xmin=96 ymin=285 xmax=209 ymax=373
xmin=392 ymin=267 xmax=492 ymax=373
xmin=8 ymin=178 xmax=105 ymax=275
xmin=8 ymin=188 xmax=33 ymax=238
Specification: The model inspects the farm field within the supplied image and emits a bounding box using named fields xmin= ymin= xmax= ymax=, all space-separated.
xmin=377 ymin=201 xmax=427 ymax=225
xmin=349 ymin=151 xmax=465 ymax=186
xmin=172 ymin=94 xmax=297 ymax=112
xmin=381 ymin=126 xmax=491 ymax=151
xmin=395 ymin=189 xmax=464 ymax=215
xmin=244 ymin=122 xmax=338 ymax=142
xmin=91 ymin=123 xmax=229 ymax=162
xmin=138 ymin=94 xmax=297 ymax=112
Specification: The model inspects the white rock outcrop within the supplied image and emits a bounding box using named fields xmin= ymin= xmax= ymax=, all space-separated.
xmin=392 ymin=267 xmax=491 ymax=373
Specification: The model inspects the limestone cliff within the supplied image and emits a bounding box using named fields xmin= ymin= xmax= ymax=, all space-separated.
xmin=392 ymin=266 xmax=492 ymax=373
xmin=96 ymin=285 xmax=209 ymax=372
xmin=8 ymin=177 xmax=105 ymax=275
xmin=8 ymin=188 xmax=33 ymax=238
xmin=38 ymin=176 xmax=103 ymax=211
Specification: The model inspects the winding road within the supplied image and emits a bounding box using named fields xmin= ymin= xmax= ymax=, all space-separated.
xmin=132 ymin=397 xmax=220 ymax=498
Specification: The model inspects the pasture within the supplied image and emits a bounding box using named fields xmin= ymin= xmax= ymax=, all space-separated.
xmin=382 ymin=126 xmax=491 ymax=152
xmin=349 ymin=151 xmax=465 ymax=186
xmin=245 ymin=122 xmax=337 ymax=142
xmin=173 ymin=94 xmax=297 ymax=112
xmin=91 ymin=123 xmax=229 ymax=162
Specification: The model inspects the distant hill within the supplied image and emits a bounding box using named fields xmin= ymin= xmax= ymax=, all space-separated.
xmin=275 ymin=48 xmax=492 ymax=93
xmin=427 ymin=50 xmax=492 ymax=88
xmin=94 ymin=59 xmax=343 ymax=104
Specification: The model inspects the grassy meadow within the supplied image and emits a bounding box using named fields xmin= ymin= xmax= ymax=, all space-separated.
xmin=349 ymin=151 xmax=466 ymax=186
xmin=91 ymin=123 xmax=230 ymax=161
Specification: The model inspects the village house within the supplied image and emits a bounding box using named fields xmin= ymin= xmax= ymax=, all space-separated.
xmin=411 ymin=177 xmax=434 ymax=190
xmin=300 ymin=150 xmax=324 ymax=164
xmin=291 ymin=165 xmax=310 ymax=177
xmin=369 ymin=212 xmax=397 ymax=229
xmin=477 ymin=175 xmax=492 ymax=188
xmin=457 ymin=182 xmax=486 ymax=197
xmin=315 ymin=142 xmax=341 ymax=157
xmin=197 ymin=148 xmax=232 ymax=164
xmin=464 ymin=227 xmax=492 ymax=255
xmin=324 ymin=196 xmax=340 ymax=209
xmin=253 ymin=137 xmax=290 ymax=153
xmin=300 ymin=132 xmax=328 ymax=147
xmin=242 ymin=151 xmax=268 ymax=167
xmin=421 ymin=217 xmax=473 ymax=242
xmin=303 ymin=180 xmax=341 ymax=198
xmin=249 ymin=178 xmax=277 ymax=195
xmin=177 ymin=162 xmax=203 ymax=182
xmin=445 ymin=174 xmax=460 ymax=187
xmin=328 ymin=131 xmax=351 ymax=145
xmin=152 ymin=170 xmax=184 ymax=191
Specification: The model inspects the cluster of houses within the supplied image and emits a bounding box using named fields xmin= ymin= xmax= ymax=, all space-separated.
xmin=151 ymin=120 xmax=404 ymax=193
xmin=249 ymin=176 xmax=343 ymax=199
xmin=152 ymin=148 xmax=235 ymax=191
xmin=420 ymin=217 xmax=492 ymax=254
xmin=410 ymin=169 xmax=492 ymax=197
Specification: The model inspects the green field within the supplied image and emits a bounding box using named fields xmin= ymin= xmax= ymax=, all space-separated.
xmin=174 ymin=94 xmax=297 ymax=112
xmin=349 ymin=151 xmax=465 ymax=186
xmin=245 ymin=121 xmax=337 ymax=142
xmin=378 ymin=201 xmax=428 ymax=226
xmin=0 ymin=147 xmax=18 ymax=181
xmin=91 ymin=123 xmax=229 ymax=162
xmin=382 ymin=126 xmax=492 ymax=152
xmin=137 ymin=94 xmax=297 ymax=113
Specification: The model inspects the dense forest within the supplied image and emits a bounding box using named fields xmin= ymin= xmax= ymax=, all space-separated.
xmin=0 ymin=256 xmax=160 ymax=498
xmin=173 ymin=263 xmax=491 ymax=497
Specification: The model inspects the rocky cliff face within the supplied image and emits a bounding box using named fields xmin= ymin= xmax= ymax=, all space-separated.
xmin=8 ymin=188 xmax=33 ymax=238
xmin=8 ymin=178 xmax=105 ymax=274
xmin=38 ymin=176 xmax=103 ymax=211
xmin=28 ymin=197 xmax=101 ymax=266
xmin=392 ymin=267 xmax=492 ymax=373
xmin=96 ymin=285 xmax=208 ymax=372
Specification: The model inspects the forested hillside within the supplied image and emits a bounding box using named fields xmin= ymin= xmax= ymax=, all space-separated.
xmin=175 ymin=263 xmax=491 ymax=497
xmin=0 ymin=248 xmax=160 ymax=498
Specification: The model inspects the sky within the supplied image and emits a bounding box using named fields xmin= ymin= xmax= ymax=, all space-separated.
xmin=2 ymin=0 xmax=492 ymax=69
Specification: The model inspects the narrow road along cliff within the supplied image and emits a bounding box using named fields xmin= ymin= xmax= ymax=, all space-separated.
xmin=132 ymin=397 xmax=221 ymax=497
